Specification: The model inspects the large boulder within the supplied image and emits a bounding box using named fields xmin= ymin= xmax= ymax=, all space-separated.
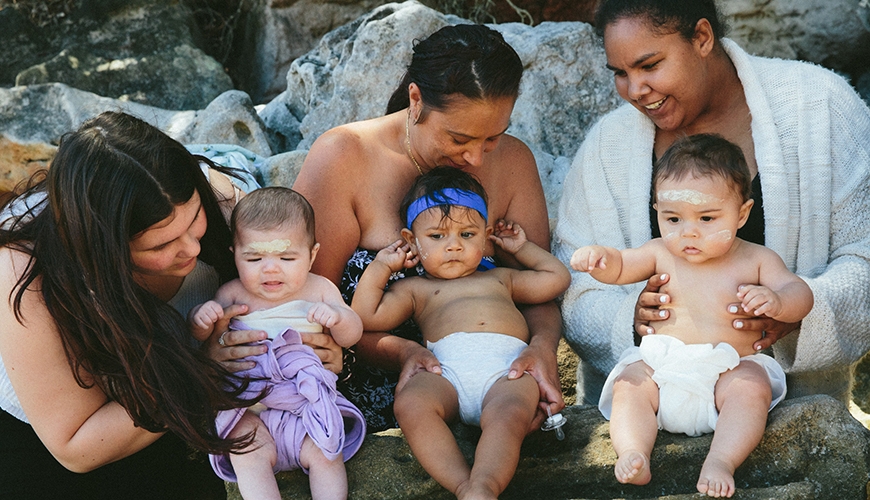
xmin=233 ymin=0 xmax=396 ymax=104
xmin=720 ymin=0 xmax=870 ymax=78
xmin=225 ymin=395 xmax=870 ymax=499
xmin=6 ymin=0 xmax=233 ymax=110
xmin=259 ymin=0 xmax=621 ymax=214
xmin=0 ymin=84 xmax=271 ymax=191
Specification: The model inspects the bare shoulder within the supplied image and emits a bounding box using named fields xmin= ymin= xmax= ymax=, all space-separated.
xmin=736 ymin=240 xmax=785 ymax=267
xmin=307 ymin=273 xmax=344 ymax=298
xmin=297 ymin=122 xmax=375 ymax=186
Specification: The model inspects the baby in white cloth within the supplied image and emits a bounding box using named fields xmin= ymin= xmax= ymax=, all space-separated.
xmin=351 ymin=167 xmax=570 ymax=500
xmin=571 ymin=134 xmax=813 ymax=498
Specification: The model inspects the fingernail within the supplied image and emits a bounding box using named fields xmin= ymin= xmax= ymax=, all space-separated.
xmin=659 ymin=295 xmax=667 ymax=303
xmin=659 ymin=310 xmax=667 ymax=318
xmin=660 ymin=274 xmax=667 ymax=280
xmin=755 ymin=345 xmax=762 ymax=351
xmin=646 ymin=327 xmax=653 ymax=335
xmin=508 ymin=370 xmax=518 ymax=379
xmin=729 ymin=305 xmax=738 ymax=313
xmin=735 ymin=321 xmax=744 ymax=328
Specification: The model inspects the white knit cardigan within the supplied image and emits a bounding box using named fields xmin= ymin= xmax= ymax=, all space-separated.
xmin=553 ymin=39 xmax=870 ymax=381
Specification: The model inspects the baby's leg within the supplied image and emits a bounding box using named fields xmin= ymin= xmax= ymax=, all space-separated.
xmin=394 ymin=371 xmax=466 ymax=493
xmin=228 ymin=411 xmax=281 ymax=500
xmin=299 ymin=435 xmax=347 ymax=500
xmin=609 ymin=361 xmax=659 ymax=486
xmin=457 ymin=373 xmax=539 ymax=500
xmin=697 ymin=360 xmax=771 ymax=498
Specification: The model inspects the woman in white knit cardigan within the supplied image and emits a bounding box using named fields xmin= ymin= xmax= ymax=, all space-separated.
xmin=554 ymin=0 xmax=870 ymax=405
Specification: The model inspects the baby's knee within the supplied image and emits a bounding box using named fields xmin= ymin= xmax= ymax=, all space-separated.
xmin=300 ymin=435 xmax=342 ymax=469
xmin=717 ymin=362 xmax=772 ymax=404
xmin=613 ymin=362 xmax=655 ymax=391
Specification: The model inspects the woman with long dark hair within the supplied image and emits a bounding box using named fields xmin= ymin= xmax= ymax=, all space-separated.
xmin=0 ymin=112 xmax=327 ymax=499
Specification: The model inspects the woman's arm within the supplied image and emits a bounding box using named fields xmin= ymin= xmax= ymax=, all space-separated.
xmin=0 ymin=249 xmax=161 ymax=472
xmin=493 ymin=137 xmax=566 ymax=418
xmin=293 ymin=129 xmax=363 ymax=285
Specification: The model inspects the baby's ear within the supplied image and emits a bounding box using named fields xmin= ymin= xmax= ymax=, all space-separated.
xmin=309 ymin=242 xmax=321 ymax=268
xmin=229 ymin=246 xmax=235 ymax=254
xmin=486 ymin=225 xmax=494 ymax=237
xmin=400 ymin=228 xmax=416 ymax=248
xmin=737 ymin=199 xmax=754 ymax=228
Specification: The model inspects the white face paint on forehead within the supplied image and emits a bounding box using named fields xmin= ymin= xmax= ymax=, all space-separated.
xmin=656 ymin=189 xmax=723 ymax=206
xmin=244 ymin=239 xmax=294 ymax=254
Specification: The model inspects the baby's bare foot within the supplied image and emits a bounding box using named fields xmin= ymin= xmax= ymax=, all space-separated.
xmin=455 ymin=479 xmax=498 ymax=500
xmin=614 ymin=450 xmax=651 ymax=485
xmin=696 ymin=457 xmax=736 ymax=497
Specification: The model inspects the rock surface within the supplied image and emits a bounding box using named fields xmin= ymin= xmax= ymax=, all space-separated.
xmin=260 ymin=1 xmax=621 ymax=213
xmin=224 ymin=395 xmax=870 ymax=499
xmin=0 ymin=84 xmax=271 ymax=191
xmin=720 ymin=0 xmax=870 ymax=78
xmin=3 ymin=0 xmax=233 ymax=110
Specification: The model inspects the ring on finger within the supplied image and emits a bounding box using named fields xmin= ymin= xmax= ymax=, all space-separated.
xmin=218 ymin=331 xmax=229 ymax=347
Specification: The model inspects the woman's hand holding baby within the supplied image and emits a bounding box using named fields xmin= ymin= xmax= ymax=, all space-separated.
xmin=396 ymin=342 xmax=442 ymax=393
xmin=202 ymin=303 xmax=268 ymax=372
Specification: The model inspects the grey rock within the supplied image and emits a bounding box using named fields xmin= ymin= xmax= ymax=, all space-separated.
xmin=224 ymin=395 xmax=870 ymax=499
xmin=856 ymin=71 xmax=870 ymax=107
xmin=261 ymin=1 xmax=620 ymax=213
xmin=260 ymin=150 xmax=309 ymax=188
xmin=9 ymin=2 xmax=233 ymax=110
xmin=0 ymin=84 xmax=270 ymax=191
xmin=236 ymin=0 xmax=395 ymax=104
xmin=721 ymin=0 xmax=870 ymax=76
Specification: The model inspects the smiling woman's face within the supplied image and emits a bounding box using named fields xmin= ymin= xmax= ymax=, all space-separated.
xmin=603 ymin=16 xmax=711 ymax=133
xmin=129 ymin=190 xmax=206 ymax=282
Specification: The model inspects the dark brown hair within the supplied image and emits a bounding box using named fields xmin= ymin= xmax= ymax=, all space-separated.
xmin=386 ymin=24 xmax=523 ymax=115
xmin=0 ymin=111 xmax=260 ymax=454
xmin=653 ymin=133 xmax=752 ymax=202
xmin=231 ymin=187 xmax=316 ymax=248
xmin=595 ymin=0 xmax=727 ymax=41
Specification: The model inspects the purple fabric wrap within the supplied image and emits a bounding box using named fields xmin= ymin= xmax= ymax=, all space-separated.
xmin=209 ymin=320 xmax=366 ymax=481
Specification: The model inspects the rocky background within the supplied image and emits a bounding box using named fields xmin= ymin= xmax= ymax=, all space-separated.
xmin=1 ymin=0 xmax=870 ymax=498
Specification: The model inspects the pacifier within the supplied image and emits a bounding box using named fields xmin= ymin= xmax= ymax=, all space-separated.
xmin=541 ymin=406 xmax=567 ymax=440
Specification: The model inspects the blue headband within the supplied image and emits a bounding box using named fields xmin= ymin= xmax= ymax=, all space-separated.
xmin=405 ymin=188 xmax=488 ymax=227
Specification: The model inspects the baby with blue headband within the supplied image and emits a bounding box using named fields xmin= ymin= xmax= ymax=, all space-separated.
xmin=351 ymin=167 xmax=570 ymax=499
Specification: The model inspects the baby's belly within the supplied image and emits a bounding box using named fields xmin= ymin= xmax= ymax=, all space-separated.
xmin=655 ymin=310 xmax=759 ymax=357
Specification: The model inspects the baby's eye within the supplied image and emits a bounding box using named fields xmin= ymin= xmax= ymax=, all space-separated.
xmin=429 ymin=234 xmax=443 ymax=240
xmin=247 ymin=258 xmax=262 ymax=262
xmin=461 ymin=232 xmax=475 ymax=238
xmin=666 ymin=217 xmax=680 ymax=224
xmin=701 ymin=216 xmax=714 ymax=222
xmin=642 ymin=61 xmax=660 ymax=71
xmin=280 ymin=257 xmax=296 ymax=261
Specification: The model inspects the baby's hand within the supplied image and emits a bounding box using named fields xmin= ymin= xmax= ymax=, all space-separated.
xmin=737 ymin=284 xmax=782 ymax=318
xmin=570 ymin=246 xmax=608 ymax=272
xmin=191 ymin=300 xmax=224 ymax=330
xmin=308 ymin=302 xmax=340 ymax=329
xmin=374 ymin=239 xmax=419 ymax=272
xmin=489 ymin=219 xmax=528 ymax=254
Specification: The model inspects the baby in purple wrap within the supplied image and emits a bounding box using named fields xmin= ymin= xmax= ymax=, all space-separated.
xmin=189 ymin=187 xmax=365 ymax=500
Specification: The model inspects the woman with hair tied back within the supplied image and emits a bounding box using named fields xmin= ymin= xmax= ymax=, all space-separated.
xmin=294 ymin=23 xmax=565 ymax=433
xmin=0 ymin=112 xmax=336 ymax=499
xmin=555 ymin=0 xmax=870 ymax=409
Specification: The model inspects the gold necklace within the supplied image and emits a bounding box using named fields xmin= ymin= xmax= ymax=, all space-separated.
xmin=405 ymin=110 xmax=424 ymax=176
